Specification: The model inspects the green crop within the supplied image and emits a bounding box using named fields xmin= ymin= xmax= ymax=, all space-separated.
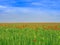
xmin=0 ymin=25 xmax=60 ymax=45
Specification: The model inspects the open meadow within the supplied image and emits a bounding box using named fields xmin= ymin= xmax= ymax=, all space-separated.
xmin=0 ymin=23 xmax=60 ymax=45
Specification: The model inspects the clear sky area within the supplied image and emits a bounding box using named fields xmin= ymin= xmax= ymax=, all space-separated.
xmin=0 ymin=0 xmax=60 ymax=22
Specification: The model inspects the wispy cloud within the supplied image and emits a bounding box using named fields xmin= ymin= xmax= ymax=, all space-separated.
xmin=0 ymin=0 xmax=60 ymax=22
xmin=0 ymin=5 xmax=60 ymax=22
xmin=32 ymin=2 xmax=43 ymax=6
xmin=31 ymin=0 xmax=60 ymax=10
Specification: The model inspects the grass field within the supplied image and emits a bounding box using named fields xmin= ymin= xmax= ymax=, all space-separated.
xmin=0 ymin=23 xmax=60 ymax=45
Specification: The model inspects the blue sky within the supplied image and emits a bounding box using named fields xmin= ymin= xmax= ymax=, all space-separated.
xmin=0 ymin=0 xmax=60 ymax=22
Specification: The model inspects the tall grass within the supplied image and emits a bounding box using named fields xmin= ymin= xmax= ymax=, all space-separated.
xmin=0 ymin=25 xmax=60 ymax=45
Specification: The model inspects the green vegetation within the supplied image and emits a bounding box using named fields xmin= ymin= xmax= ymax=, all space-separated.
xmin=0 ymin=25 xmax=60 ymax=45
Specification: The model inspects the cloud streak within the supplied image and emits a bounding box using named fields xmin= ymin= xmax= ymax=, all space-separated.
xmin=0 ymin=0 xmax=60 ymax=22
xmin=0 ymin=5 xmax=60 ymax=22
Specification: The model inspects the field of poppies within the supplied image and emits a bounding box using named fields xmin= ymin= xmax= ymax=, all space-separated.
xmin=0 ymin=23 xmax=60 ymax=45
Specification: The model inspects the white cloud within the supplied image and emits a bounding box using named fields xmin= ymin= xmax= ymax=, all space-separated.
xmin=0 ymin=5 xmax=7 ymax=8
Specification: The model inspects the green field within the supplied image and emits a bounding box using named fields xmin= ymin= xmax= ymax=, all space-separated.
xmin=0 ymin=23 xmax=60 ymax=45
